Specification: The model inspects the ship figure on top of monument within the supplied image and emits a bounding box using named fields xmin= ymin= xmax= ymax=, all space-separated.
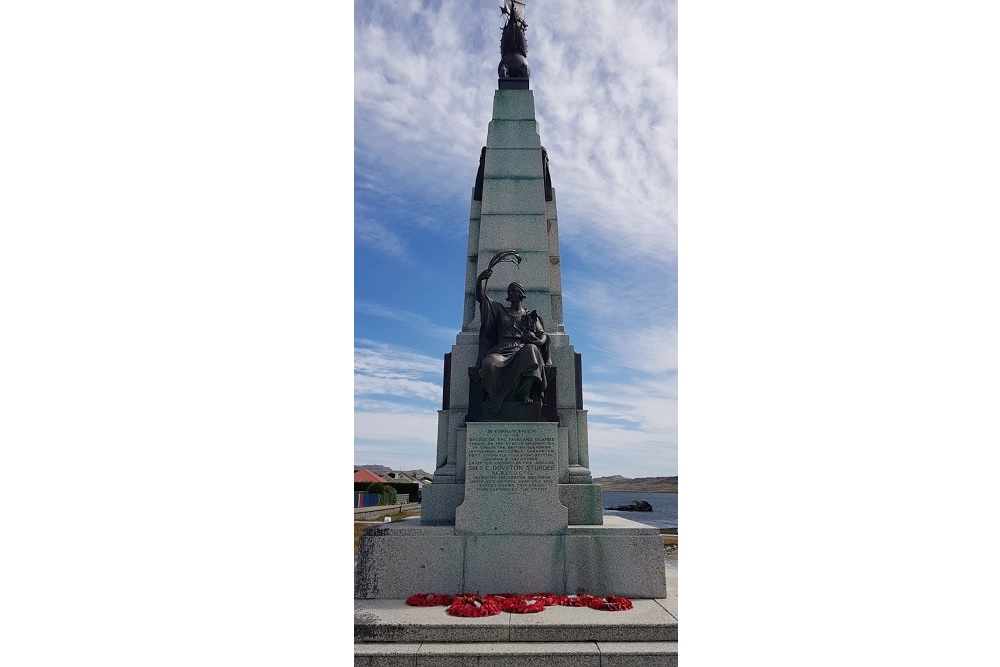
xmin=498 ymin=0 xmax=530 ymax=80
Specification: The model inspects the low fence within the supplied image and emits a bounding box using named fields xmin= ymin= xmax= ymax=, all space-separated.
xmin=354 ymin=502 xmax=421 ymax=522
xmin=354 ymin=493 xmax=381 ymax=508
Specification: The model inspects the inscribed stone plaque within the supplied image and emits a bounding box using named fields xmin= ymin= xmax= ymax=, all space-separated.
xmin=455 ymin=422 xmax=568 ymax=535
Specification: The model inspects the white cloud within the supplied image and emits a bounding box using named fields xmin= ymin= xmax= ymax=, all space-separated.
xmin=564 ymin=276 xmax=677 ymax=378
xmin=587 ymin=436 xmax=678 ymax=478
xmin=354 ymin=342 xmax=442 ymax=403
xmin=586 ymin=379 xmax=678 ymax=437
xmin=354 ymin=398 xmax=436 ymax=414
xmin=355 ymin=302 xmax=458 ymax=341
xmin=353 ymin=375 xmax=440 ymax=403
xmin=355 ymin=0 xmax=677 ymax=262
xmin=354 ymin=2 xmax=496 ymax=213
xmin=354 ymin=342 xmax=441 ymax=374
xmin=607 ymin=325 xmax=678 ymax=375
xmin=354 ymin=1 xmax=678 ymax=477
xmin=354 ymin=409 xmax=438 ymax=446
xmin=353 ymin=216 xmax=407 ymax=257
xmin=585 ymin=398 xmax=679 ymax=477
xmin=354 ymin=409 xmax=439 ymax=471
xmin=530 ymin=1 xmax=678 ymax=261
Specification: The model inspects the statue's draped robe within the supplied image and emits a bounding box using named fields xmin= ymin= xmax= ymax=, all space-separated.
xmin=477 ymin=295 xmax=549 ymax=412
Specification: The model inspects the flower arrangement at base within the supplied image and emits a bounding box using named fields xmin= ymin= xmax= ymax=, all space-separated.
xmin=501 ymin=597 xmax=547 ymax=613
xmin=557 ymin=593 xmax=596 ymax=607
xmin=446 ymin=594 xmax=502 ymax=617
xmin=586 ymin=594 xmax=634 ymax=611
xmin=483 ymin=593 xmax=521 ymax=612
xmin=524 ymin=592 xmax=561 ymax=606
xmin=405 ymin=593 xmax=453 ymax=607
xmin=405 ymin=590 xmax=634 ymax=615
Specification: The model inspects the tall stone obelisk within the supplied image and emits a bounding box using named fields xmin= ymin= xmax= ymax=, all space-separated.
xmin=421 ymin=0 xmax=602 ymax=527
xmin=355 ymin=2 xmax=666 ymax=600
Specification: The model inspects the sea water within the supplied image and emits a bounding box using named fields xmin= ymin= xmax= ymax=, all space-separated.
xmin=600 ymin=491 xmax=678 ymax=531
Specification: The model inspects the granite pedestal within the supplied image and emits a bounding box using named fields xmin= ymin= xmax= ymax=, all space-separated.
xmin=356 ymin=424 xmax=666 ymax=599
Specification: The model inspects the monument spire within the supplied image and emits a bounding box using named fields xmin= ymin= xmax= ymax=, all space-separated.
xmin=422 ymin=0 xmax=598 ymax=527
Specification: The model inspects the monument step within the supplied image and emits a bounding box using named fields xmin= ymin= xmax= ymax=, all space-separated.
xmin=355 ymin=597 xmax=677 ymax=643
xmin=354 ymin=640 xmax=678 ymax=666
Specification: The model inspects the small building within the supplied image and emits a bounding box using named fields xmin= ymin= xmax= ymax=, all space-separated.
xmin=354 ymin=469 xmax=385 ymax=485
xmin=354 ymin=468 xmax=388 ymax=508
xmin=382 ymin=471 xmax=416 ymax=484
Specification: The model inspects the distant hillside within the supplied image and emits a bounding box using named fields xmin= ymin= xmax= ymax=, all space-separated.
xmin=357 ymin=464 xmax=393 ymax=474
xmin=594 ymin=475 xmax=677 ymax=492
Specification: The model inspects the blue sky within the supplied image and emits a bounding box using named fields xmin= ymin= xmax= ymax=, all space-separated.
xmin=354 ymin=0 xmax=678 ymax=478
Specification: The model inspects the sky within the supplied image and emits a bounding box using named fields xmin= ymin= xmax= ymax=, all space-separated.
xmin=354 ymin=0 xmax=679 ymax=478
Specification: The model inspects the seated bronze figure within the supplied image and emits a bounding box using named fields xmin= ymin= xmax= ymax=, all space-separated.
xmin=474 ymin=251 xmax=551 ymax=416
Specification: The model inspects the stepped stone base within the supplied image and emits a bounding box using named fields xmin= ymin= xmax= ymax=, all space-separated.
xmin=355 ymin=640 xmax=677 ymax=667
xmin=355 ymin=515 xmax=666 ymax=599
xmin=355 ymin=559 xmax=678 ymax=666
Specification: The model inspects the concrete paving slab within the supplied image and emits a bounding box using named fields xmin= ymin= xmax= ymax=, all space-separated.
xmin=568 ymin=515 xmax=659 ymax=533
xmin=355 ymin=597 xmax=677 ymax=644
xmin=353 ymin=640 xmax=678 ymax=667
xmin=355 ymin=599 xmax=510 ymax=644
xmin=656 ymin=553 xmax=678 ymax=619
xmin=353 ymin=642 xmax=420 ymax=667
xmin=653 ymin=598 xmax=678 ymax=623
xmin=416 ymin=641 xmax=602 ymax=667
xmin=507 ymin=600 xmax=677 ymax=642
xmin=596 ymin=641 xmax=678 ymax=667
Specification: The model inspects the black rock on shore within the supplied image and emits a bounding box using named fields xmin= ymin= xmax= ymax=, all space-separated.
xmin=605 ymin=499 xmax=654 ymax=512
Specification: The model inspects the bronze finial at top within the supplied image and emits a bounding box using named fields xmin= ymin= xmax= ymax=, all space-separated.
xmin=498 ymin=0 xmax=529 ymax=88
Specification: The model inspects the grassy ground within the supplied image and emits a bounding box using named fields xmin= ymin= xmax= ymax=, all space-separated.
xmin=354 ymin=509 xmax=421 ymax=556
xmin=355 ymin=511 xmax=677 ymax=556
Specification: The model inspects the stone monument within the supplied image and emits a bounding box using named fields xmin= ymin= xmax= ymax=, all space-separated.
xmin=355 ymin=0 xmax=666 ymax=600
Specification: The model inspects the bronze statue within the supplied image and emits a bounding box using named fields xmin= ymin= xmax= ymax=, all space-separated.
xmin=498 ymin=0 xmax=530 ymax=79
xmin=475 ymin=251 xmax=550 ymax=414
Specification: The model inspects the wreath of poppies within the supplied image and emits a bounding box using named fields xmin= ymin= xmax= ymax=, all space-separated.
xmin=405 ymin=591 xmax=633 ymax=615
xmin=446 ymin=594 xmax=502 ymax=617
xmin=498 ymin=596 xmax=547 ymax=613
xmin=525 ymin=593 xmax=561 ymax=607
xmin=557 ymin=593 xmax=594 ymax=607
xmin=404 ymin=593 xmax=453 ymax=607
xmin=586 ymin=594 xmax=633 ymax=611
